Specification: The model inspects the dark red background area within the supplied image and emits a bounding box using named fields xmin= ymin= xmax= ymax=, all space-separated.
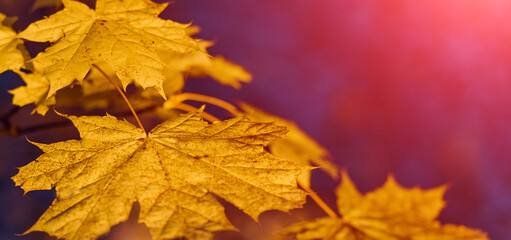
xmin=1 ymin=0 xmax=511 ymax=239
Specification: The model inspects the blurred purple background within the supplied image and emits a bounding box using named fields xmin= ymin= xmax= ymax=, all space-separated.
xmin=1 ymin=0 xmax=511 ymax=239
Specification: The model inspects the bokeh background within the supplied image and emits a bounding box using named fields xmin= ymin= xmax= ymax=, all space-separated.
xmin=1 ymin=0 xmax=511 ymax=239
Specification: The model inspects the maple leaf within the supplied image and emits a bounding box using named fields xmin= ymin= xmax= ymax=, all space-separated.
xmin=282 ymin=171 xmax=489 ymax=240
xmin=0 ymin=13 xmax=26 ymax=73
xmin=12 ymin=108 xmax=308 ymax=240
xmin=239 ymin=103 xmax=338 ymax=188
xmin=19 ymin=0 xmax=199 ymax=98
xmin=9 ymin=70 xmax=56 ymax=115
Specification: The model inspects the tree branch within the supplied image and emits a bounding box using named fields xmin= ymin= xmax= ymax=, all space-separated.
xmin=0 ymin=106 xmax=21 ymax=136
xmin=0 ymin=105 xmax=158 ymax=137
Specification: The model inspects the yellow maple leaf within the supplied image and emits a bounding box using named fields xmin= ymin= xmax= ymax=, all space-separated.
xmin=239 ymin=103 xmax=338 ymax=188
xmin=9 ymin=70 xmax=56 ymax=115
xmin=12 ymin=108 xmax=308 ymax=240
xmin=19 ymin=0 xmax=199 ymax=98
xmin=283 ymin=171 xmax=489 ymax=240
xmin=0 ymin=13 xmax=25 ymax=73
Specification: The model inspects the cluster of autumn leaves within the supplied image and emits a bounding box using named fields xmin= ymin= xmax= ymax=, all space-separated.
xmin=1 ymin=0 xmax=490 ymax=239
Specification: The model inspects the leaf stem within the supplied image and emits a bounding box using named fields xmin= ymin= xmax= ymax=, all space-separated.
xmin=173 ymin=103 xmax=221 ymax=122
xmin=92 ymin=64 xmax=147 ymax=135
xmin=175 ymin=93 xmax=242 ymax=116
xmin=297 ymin=179 xmax=339 ymax=218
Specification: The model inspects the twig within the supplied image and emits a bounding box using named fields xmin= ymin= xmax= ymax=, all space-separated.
xmin=0 ymin=106 xmax=21 ymax=136
xmin=2 ymin=105 xmax=158 ymax=136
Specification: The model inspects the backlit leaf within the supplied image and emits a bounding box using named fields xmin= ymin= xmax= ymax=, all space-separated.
xmin=19 ymin=0 xmax=199 ymax=98
xmin=282 ymin=171 xmax=489 ymax=240
xmin=12 ymin=108 xmax=308 ymax=240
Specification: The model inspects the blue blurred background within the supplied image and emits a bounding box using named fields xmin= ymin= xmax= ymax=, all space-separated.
xmin=1 ymin=0 xmax=511 ymax=239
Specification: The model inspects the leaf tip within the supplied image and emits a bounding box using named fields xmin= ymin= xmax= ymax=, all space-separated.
xmin=197 ymin=104 xmax=206 ymax=114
